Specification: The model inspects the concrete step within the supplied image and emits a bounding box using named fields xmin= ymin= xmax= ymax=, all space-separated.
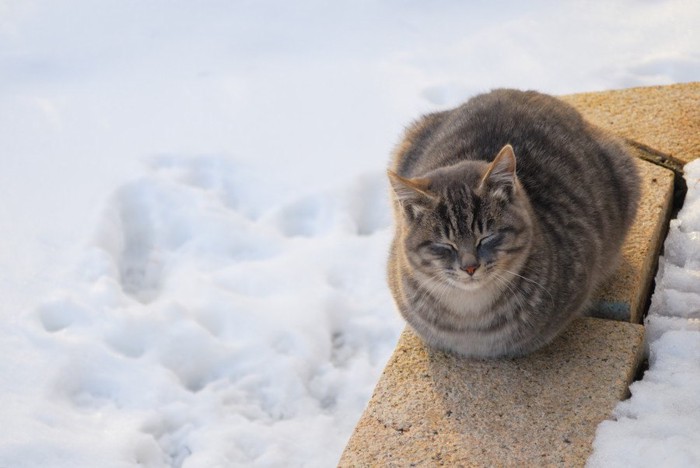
xmin=560 ymin=82 xmax=700 ymax=165
xmin=589 ymin=153 xmax=674 ymax=322
xmin=339 ymin=318 xmax=644 ymax=467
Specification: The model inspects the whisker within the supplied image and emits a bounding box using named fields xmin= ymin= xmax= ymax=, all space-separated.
xmin=491 ymin=273 xmax=526 ymax=312
xmin=501 ymin=268 xmax=554 ymax=304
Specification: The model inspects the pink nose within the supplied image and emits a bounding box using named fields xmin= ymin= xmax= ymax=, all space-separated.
xmin=462 ymin=264 xmax=479 ymax=276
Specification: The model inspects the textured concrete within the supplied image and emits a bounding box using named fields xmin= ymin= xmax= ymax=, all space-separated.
xmin=561 ymin=82 xmax=700 ymax=164
xmin=339 ymin=319 xmax=645 ymax=467
xmin=590 ymin=153 xmax=674 ymax=322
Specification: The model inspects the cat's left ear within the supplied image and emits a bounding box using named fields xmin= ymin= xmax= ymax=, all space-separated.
xmin=480 ymin=144 xmax=517 ymax=196
xmin=387 ymin=170 xmax=436 ymax=217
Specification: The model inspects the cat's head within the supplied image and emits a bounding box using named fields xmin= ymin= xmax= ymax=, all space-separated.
xmin=388 ymin=144 xmax=533 ymax=291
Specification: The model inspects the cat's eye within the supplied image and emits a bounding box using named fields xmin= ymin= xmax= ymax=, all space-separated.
xmin=477 ymin=234 xmax=497 ymax=246
xmin=477 ymin=232 xmax=504 ymax=248
xmin=428 ymin=243 xmax=456 ymax=257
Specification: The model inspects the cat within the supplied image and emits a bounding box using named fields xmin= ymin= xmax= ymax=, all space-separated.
xmin=387 ymin=89 xmax=640 ymax=358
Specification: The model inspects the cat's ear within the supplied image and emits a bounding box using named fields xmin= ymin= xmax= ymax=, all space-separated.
xmin=387 ymin=170 xmax=436 ymax=217
xmin=480 ymin=144 xmax=517 ymax=197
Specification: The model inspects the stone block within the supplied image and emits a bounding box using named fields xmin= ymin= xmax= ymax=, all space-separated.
xmin=339 ymin=318 xmax=645 ymax=467
xmin=561 ymin=82 xmax=700 ymax=164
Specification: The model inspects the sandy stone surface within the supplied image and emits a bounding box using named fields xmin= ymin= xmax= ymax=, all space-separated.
xmin=339 ymin=319 xmax=644 ymax=467
xmin=561 ymin=82 xmax=700 ymax=164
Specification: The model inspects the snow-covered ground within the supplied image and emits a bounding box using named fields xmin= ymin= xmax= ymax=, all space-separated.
xmin=1 ymin=1 xmax=699 ymax=466
xmin=588 ymin=161 xmax=700 ymax=467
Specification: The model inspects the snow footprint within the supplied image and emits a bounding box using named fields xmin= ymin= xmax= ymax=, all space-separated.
xmin=269 ymin=172 xmax=391 ymax=238
xmin=270 ymin=193 xmax=338 ymax=237
xmin=140 ymin=409 xmax=194 ymax=468
xmin=346 ymin=173 xmax=391 ymax=236
xmin=147 ymin=154 xmax=279 ymax=220
xmin=36 ymin=297 xmax=90 ymax=332
xmin=113 ymin=182 xmax=165 ymax=303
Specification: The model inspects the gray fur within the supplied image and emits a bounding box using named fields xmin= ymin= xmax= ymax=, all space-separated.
xmin=387 ymin=89 xmax=640 ymax=358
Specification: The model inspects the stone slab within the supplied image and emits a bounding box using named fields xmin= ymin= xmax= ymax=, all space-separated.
xmin=590 ymin=154 xmax=674 ymax=322
xmin=560 ymin=82 xmax=700 ymax=164
xmin=339 ymin=318 xmax=645 ymax=467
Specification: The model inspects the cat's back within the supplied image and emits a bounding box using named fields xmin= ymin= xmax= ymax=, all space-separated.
xmin=393 ymin=88 xmax=640 ymax=231
xmin=397 ymin=89 xmax=608 ymax=175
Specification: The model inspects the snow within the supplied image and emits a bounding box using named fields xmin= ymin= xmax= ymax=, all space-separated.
xmin=588 ymin=331 xmax=700 ymax=467
xmin=1 ymin=1 xmax=699 ymax=466
xmin=588 ymin=160 xmax=700 ymax=467
xmin=1 ymin=158 xmax=398 ymax=466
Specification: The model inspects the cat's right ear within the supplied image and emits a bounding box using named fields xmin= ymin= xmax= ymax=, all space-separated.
xmin=479 ymin=144 xmax=517 ymax=199
xmin=387 ymin=170 xmax=436 ymax=217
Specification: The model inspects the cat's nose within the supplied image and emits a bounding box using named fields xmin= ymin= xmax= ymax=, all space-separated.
xmin=460 ymin=253 xmax=479 ymax=276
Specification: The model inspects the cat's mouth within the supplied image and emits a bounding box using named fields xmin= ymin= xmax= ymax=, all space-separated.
xmin=445 ymin=272 xmax=486 ymax=291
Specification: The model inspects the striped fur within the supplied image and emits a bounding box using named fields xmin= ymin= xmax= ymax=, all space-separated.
xmin=387 ymin=89 xmax=640 ymax=358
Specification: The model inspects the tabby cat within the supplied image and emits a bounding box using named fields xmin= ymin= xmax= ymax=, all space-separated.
xmin=387 ymin=89 xmax=640 ymax=358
